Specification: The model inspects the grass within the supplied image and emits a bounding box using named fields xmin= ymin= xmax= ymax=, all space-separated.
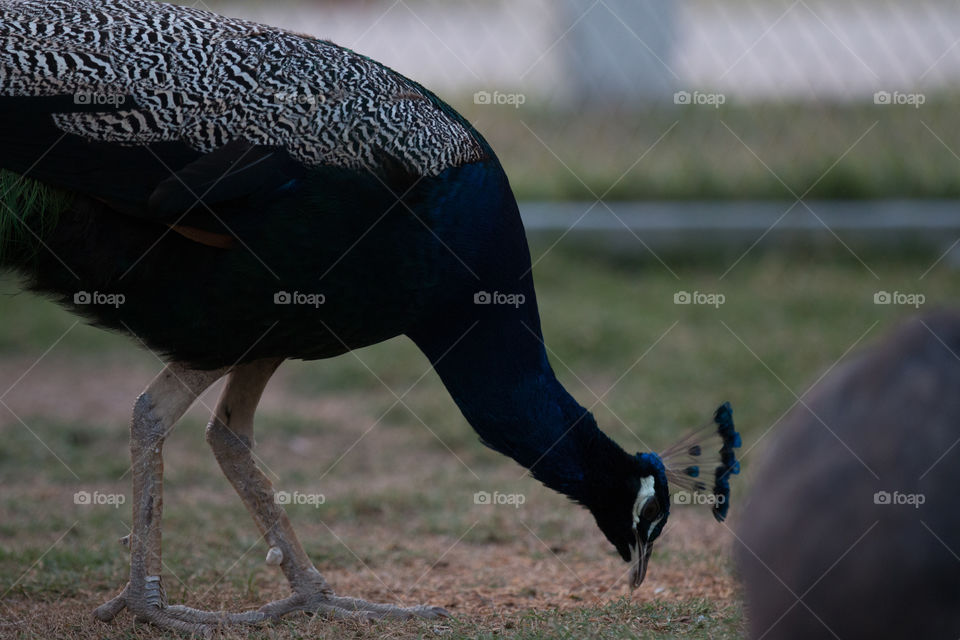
xmin=0 ymin=238 xmax=958 ymax=638
xmin=459 ymin=96 xmax=960 ymax=201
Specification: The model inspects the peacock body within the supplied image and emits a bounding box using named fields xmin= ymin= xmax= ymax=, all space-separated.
xmin=0 ymin=1 xmax=739 ymax=633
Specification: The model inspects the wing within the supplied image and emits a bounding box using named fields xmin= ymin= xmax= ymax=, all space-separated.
xmin=0 ymin=0 xmax=486 ymax=224
xmin=0 ymin=98 xmax=301 ymax=223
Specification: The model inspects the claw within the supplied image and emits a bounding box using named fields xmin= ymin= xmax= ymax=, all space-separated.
xmin=93 ymin=582 xmax=448 ymax=635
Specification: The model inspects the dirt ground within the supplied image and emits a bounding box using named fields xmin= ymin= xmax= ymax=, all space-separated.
xmin=0 ymin=354 xmax=742 ymax=639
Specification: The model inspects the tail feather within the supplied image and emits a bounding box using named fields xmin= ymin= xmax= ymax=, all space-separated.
xmin=0 ymin=169 xmax=72 ymax=266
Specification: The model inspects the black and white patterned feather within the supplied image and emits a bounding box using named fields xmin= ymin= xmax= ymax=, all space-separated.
xmin=0 ymin=0 xmax=486 ymax=177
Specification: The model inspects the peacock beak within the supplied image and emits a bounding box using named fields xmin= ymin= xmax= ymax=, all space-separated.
xmin=629 ymin=539 xmax=652 ymax=589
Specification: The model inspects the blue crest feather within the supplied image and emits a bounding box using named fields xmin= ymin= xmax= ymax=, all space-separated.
xmin=711 ymin=401 xmax=741 ymax=521
xmin=658 ymin=402 xmax=742 ymax=522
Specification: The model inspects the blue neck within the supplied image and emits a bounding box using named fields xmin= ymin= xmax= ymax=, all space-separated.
xmin=406 ymin=159 xmax=635 ymax=506
xmin=409 ymin=300 xmax=633 ymax=505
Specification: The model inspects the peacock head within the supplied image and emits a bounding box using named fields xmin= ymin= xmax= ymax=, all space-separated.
xmin=596 ymin=402 xmax=741 ymax=589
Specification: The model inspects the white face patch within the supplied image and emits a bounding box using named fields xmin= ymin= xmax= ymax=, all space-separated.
xmin=632 ymin=476 xmax=656 ymax=525
xmin=632 ymin=476 xmax=664 ymax=540
xmin=628 ymin=477 xmax=664 ymax=589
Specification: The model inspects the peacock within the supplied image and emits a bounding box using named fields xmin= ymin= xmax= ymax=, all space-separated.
xmin=738 ymin=312 xmax=960 ymax=640
xmin=0 ymin=0 xmax=741 ymax=635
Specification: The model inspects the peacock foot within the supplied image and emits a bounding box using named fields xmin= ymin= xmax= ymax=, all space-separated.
xmin=93 ymin=577 xmax=450 ymax=637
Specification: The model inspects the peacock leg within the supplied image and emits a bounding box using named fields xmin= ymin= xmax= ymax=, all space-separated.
xmin=93 ymin=360 xmax=446 ymax=637
xmin=92 ymin=362 xmax=273 ymax=637
xmin=202 ymin=358 xmax=449 ymax=622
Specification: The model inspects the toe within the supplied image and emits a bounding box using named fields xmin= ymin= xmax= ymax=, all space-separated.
xmin=92 ymin=585 xmax=129 ymax=622
xmin=313 ymin=604 xmax=377 ymax=621
xmin=411 ymin=605 xmax=451 ymax=619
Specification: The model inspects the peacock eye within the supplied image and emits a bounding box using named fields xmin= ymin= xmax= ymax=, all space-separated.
xmin=641 ymin=499 xmax=660 ymax=521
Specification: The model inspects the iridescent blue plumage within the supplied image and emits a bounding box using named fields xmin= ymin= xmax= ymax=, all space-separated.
xmin=659 ymin=401 xmax=742 ymax=521
xmin=711 ymin=401 xmax=741 ymax=521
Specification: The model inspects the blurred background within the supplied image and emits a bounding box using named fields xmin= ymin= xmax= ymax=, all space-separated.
xmin=2 ymin=1 xmax=960 ymax=638
xmin=210 ymin=0 xmax=960 ymax=203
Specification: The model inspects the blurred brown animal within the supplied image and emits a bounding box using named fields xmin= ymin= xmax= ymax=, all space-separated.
xmin=737 ymin=311 xmax=960 ymax=640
